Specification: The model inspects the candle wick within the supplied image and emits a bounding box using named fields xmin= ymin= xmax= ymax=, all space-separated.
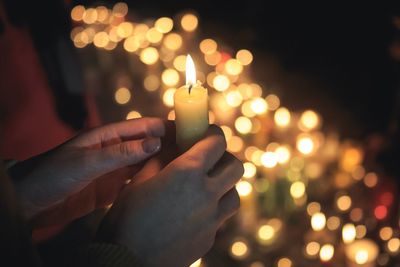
xmin=188 ymin=84 xmax=193 ymax=94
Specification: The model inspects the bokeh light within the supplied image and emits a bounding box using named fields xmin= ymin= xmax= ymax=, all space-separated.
xmin=114 ymin=87 xmax=131 ymax=104
xmin=181 ymin=13 xmax=198 ymax=32
xmin=155 ymin=17 xmax=174 ymax=33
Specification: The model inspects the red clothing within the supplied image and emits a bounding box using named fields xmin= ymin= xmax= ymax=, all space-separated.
xmin=0 ymin=7 xmax=100 ymax=160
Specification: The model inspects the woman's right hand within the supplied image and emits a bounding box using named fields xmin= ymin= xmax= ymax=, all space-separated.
xmin=98 ymin=125 xmax=244 ymax=267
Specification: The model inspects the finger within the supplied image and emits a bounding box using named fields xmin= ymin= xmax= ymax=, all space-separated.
xmin=181 ymin=125 xmax=226 ymax=172
xmin=95 ymin=137 xmax=161 ymax=173
xmin=208 ymin=152 xmax=244 ymax=197
xmin=73 ymin=117 xmax=165 ymax=147
xmin=217 ymin=188 xmax=240 ymax=223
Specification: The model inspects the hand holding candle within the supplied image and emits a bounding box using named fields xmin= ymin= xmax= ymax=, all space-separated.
xmin=174 ymin=55 xmax=209 ymax=150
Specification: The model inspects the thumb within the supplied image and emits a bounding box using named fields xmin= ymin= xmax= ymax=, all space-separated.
xmin=96 ymin=137 xmax=161 ymax=173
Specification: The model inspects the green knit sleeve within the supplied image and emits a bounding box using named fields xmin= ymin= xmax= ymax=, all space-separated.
xmin=75 ymin=243 xmax=141 ymax=267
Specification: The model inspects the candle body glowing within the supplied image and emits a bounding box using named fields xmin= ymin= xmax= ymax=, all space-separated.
xmin=174 ymin=82 xmax=209 ymax=150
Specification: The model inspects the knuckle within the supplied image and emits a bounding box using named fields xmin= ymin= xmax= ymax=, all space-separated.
xmin=118 ymin=142 xmax=132 ymax=157
xmin=170 ymin=157 xmax=203 ymax=177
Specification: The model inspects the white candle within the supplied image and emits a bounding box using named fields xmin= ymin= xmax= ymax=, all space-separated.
xmin=174 ymin=55 xmax=209 ymax=150
xmin=345 ymin=239 xmax=378 ymax=267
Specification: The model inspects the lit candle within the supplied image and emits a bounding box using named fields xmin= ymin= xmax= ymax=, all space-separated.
xmin=174 ymin=55 xmax=209 ymax=150
xmin=345 ymin=239 xmax=378 ymax=267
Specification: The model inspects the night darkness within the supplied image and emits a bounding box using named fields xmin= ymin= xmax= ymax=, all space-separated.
xmin=2 ymin=1 xmax=400 ymax=266
xmin=123 ymin=1 xmax=400 ymax=138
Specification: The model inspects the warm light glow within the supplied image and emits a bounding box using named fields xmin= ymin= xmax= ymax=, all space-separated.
xmin=114 ymin=87 xmax=131 ymax=104
xmin=277 ymin=258 xmax=292 ymax=267
xmin=305 ymin=162 xmax=323 ymax=179
xmin=226 ymin=90 xmax=243 ymax=107
xmin=162 ymin=69 xmax=180 ymax=86
xmin=299 ymin=110 xmax=319 ymax=131
xmin=319 ymin=244 xmax=334 ymax=262
xmin=162 ymin=88 xmax=176 ymax=107
xmin=189 ymin=259 xmax=202 ymax=267
xmin=235 ymin=116 xmax=252 ymax=134
xmin=274 ymin=107 xmax=291 ymax=127
xmin=311 ymin=212 xmax=326 ymax=231
xmin=221 ymin=125 xmax=233 ymax=140
xmin=250 ymin=262 xmax=265 ymax=267
xmin=83 ymin=8 xmax=98 ymax=24
xmin=346 ymin=240 xmax=379 ymax=264
xmin=167 ymin=110 xmax=175 ymax=120
xmin=146 ymin=27 xmax=163 ymax=43
xmin=243 ymin=162 xmax=257 ymax=179
xmin=225 ymin=59 xmax=243 ymax=75
xmin=236 ymin=49 xmax=253 ymax=65
xmin=144 ymin=75 xmax=160 ymax=91
xmin=290 ymin=181 xmax=306 ymax=199
xmin=186 ymin=54 xmax=196 ymax=86
xmin=96 ymin=6 xmax=109 ymax=23
xmin=380 ymin=227 xmax=393 ymax=241
xmin=327 ymin=216 xmax=341 ymax=230
xmin=341 ymin=147 xmax=363 ymax=172
xmin=296 ymin=135 xmax=314 ymax=155
xmin=250 ymin=97 xmax=268 ymax=114
xmin=236 ymin=180 xmax=253 ymax=197
xmin=241 ymin=100 xmax=256 ymax=118
xmin=265 ymin=94 xmax=280 ymax=110
xmin=113 ymin=2 xmax=128 ymax=17
xmin=164 ymin=33 xmax=182 ymax=51
xmin=351 ymin=208 xmax=363 ymax=222
xmin=204 ymin=51 xmax=222 ymax=66
xmin=93 ymin=32 xmax=109 ymax=48
xmin=140 ymin=47 xmax=159 ymax=65
xmin=227 ymin=136 xmax=244 ymax=153
xmin=261 ymin=152 xmax=278 ymax=168
xmin=155 ymin=17 xmax=173 ymax=33
xmin=337 ymin=195 xmax=352 ymax=212
xmin=364 ymin=172 xmax=378 ymax=188
xmin=305 ymin=242 xmax=320 ymax=257
xmin=117 ymin=22 xmax=133 ymax=38
xmin=238 ymin=83 xmax=253 ymax=100
xmin=200 ymin=38 xmax=217 ymax=55
xmin=230 ymin=241 xmax=249 ymax=259
xmin=275 ymin=145 xmax=291 ymax=164
xmin=126 ymin=110 xmax=142 ymax=120
xmin=353 ymin=250 xmax=369 ymax=264
xmin=258 ymin=225 xmax=275 ymax=241
xmin=71 ymin=5 xmax=85 ymax=22
xmin=181 ymin=13 xmax=198 ymax=32
xmin=250 ymin=84 xmax=262 ymax=97
xmin=213 ymin=75 xmax=230 ymax=91
xmin=173 ymin=55 xmax=186 ymax=72
xmin=307 ymin=202 xmax=321 ymax=216
xmin=374 ymin=205 xmax=387 ymax=220
xmin=387 ymin=238 xmax=400 ymax=253
xmin=123 ymin=36 xmax=139 ymax=52
xmin=342 ymin=223 xmax=356 ymax=244
xmin=356 ymin=225 xmax=367 ymax=239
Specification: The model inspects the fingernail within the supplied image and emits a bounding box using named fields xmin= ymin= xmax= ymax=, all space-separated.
xmin=142 ymin=138 xmax=161 ymax=153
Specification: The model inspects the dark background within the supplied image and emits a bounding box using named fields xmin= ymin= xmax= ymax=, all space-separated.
xmin=9 ymin=0 xmax=400 ymax=138
xmin=119 ymin=1 xmax=400 ymax=139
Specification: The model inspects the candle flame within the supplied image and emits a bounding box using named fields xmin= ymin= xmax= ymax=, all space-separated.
xmin=186 ymin=54 xmax=196 ymax=87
